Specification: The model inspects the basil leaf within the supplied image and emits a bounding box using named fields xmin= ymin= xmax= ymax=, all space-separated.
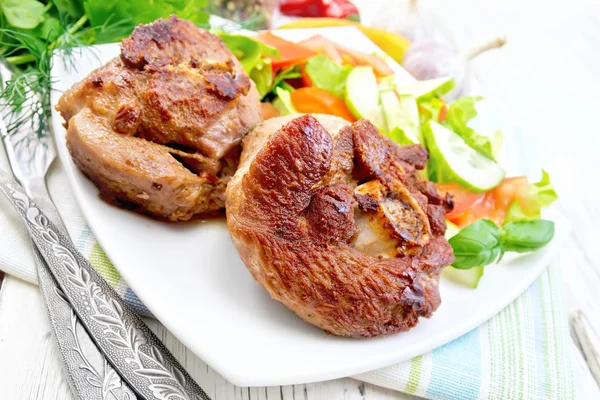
xmin=501 ymin=220 xmax=555 ymax=253
xmin=449 ymin=219 xmax=502 ymax=269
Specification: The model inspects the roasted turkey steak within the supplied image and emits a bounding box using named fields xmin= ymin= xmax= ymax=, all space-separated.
xmin=226 ymin=114 xmax=455 ymax=337
xmin=57 ymin=16 xmax=261 ymax=221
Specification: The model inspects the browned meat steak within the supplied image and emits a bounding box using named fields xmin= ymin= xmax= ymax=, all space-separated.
xmin=56 ymin=16 xmax=261 ymax=221
xmin=226 ymin=114 xmax=455 ymax=337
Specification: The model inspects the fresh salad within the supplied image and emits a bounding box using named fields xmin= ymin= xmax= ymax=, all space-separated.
xmin=220 ymin=31 xmax=558 ymax=288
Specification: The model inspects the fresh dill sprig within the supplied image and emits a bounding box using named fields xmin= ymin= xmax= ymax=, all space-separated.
xmin=0 ymin=0 xmax=212 ymax=139
xmin=0 ymin=14 xmax=90 ymax=139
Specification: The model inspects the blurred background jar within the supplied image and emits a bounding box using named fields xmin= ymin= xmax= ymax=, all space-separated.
xmin=208 ymin=0 xmax=278 ymax=30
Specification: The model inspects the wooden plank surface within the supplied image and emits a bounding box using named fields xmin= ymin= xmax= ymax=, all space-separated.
xmin=1 ymin=0 xmax=600 ymax=398
xmin=0 ymin=276 xmax=415 ymax=400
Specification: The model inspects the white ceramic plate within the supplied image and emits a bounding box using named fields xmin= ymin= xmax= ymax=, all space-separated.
xmin=50 ymin=27 xmax=569 ymax=387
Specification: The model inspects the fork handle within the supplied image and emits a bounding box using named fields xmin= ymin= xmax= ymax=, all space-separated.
xmin=20 ymin=175 xmax=69 ymax=237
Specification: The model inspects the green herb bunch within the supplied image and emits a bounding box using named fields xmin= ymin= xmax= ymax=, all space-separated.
xmin=0 ymin=0 xmax=210 ymax=137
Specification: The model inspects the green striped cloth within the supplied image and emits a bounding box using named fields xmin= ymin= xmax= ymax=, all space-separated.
xmin=353 ymin=261 xmax=576 ymax=399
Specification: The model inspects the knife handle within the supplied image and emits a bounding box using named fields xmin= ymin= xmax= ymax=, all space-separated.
xmin=0 ymin=172 xmax=211 ymax=400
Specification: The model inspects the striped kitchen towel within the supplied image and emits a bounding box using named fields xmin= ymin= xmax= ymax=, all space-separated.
xmin=0 ymin=148 xmax=576 ymax=398
xmin=353 ymin=260 xmax=576 ymax=399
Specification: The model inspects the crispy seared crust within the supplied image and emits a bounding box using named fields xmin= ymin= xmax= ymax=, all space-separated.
xmin=56 ymin=16 xmax=261 ymax=221
xmin=227 ymin=115 xmax=455 ymax=337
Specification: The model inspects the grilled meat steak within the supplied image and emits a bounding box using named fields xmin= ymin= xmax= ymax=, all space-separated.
xmin=226 ymin=114 xmax=455 ymax=337
xmin=57 ymin=16 xmax=261 ymax=221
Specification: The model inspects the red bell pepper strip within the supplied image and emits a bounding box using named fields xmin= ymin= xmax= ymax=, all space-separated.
xmin=322 ymin=0 xmax=360 ymax=20
xmin=280 ymin=0 xmax=360 ymax=21
xmin=279 ymin=0 xmax=321 ymax=17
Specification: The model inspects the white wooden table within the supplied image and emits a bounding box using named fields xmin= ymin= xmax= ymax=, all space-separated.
xmin=1 ymin=0 xmax=600 ymax=398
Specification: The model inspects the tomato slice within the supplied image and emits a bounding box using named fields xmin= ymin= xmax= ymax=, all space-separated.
xmin=438 ymin=176 xmax=534 ymax=227
xmin=437 ymin=183 xmax=485 ymax=219
xmin=256 ymin=32 xmax=316 ymax=70
xmin=290 ymin=87 xmax=356 ymax=121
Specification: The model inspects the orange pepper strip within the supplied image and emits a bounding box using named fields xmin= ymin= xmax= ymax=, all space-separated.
xmin=300 ymin=64 xmax=313 ymax=87
xmin=290 ymin=87 xmax=356 ymax=122
xmin=298 ymin=34 xmax=394 ymax=76
xmin=298 ymin=35 xmax=344 ymax=64
xmin=256 ymin=32 xmax=316 ymax=70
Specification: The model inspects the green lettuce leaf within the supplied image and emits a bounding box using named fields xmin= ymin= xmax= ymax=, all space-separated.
xmin=418 ymin=97 xmax=445 ymax=126
xmin=272 ymin=87 xmax=297 ymax=116
xmin=504 ymin=170 xmax=559 ymax=223
xmin=250 ymin=59 xmax=273 ymax=99
xmin=446 ymin=96 xmax=502 ymax=161
xmin=305 ymin=55 xmax=352 ymax=98
xmin=272 ymin=65 xmax=301 ymax=90
xmin=217 ymin=32 xmax=278 ymax=74
xmin=504 ymin=201 xmax=537 ymax=223
xmin=387 ymin=127 xmax=415 ymax=146
xmin=530 ymin=169 xmax=559 ymax=208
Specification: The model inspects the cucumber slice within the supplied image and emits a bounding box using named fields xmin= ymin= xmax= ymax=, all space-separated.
xmin=398 ymin=95 xmax=421 ymax=143
xmin=443 ymin=266 xmax=484 ymax=289
xmin=345 ymin=66 xmax=386 ymax=130
xmin=378 ymin=75 xmax=395 ymax=92
xmin=423 ymin=121 xmax=505 ymax=192
xmin=395 ymin=76 xmax=455 ymax=102
xmin=380 ymin=91 xmax=421 ymax=144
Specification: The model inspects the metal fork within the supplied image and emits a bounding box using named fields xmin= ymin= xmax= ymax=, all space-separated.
xmin=0 ymin=61 xmax=136 ymax=400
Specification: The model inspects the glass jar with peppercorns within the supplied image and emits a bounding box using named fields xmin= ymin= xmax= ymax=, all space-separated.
xmin=207 ymin=0 xmax=277 ymax=30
